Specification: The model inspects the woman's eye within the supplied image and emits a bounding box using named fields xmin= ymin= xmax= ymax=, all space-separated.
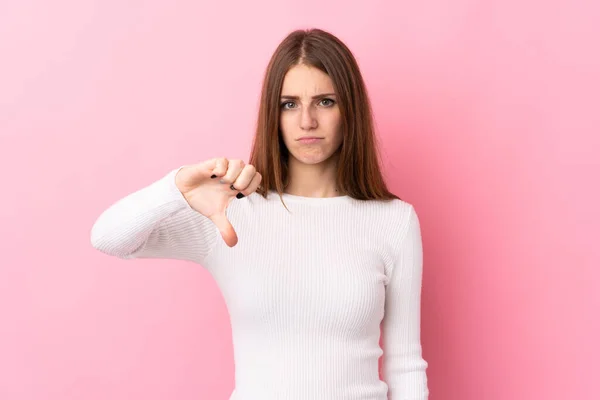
xmin=280 ymin=99 xmax=335 ymax=110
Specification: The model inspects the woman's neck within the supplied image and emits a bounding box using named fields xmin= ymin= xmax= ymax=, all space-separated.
xmin=284 ymin=155 xmax=341 ymax=198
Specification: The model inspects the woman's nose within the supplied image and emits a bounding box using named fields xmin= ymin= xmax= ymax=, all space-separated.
xmin=300 ymin=107 xmax=318 ymax=130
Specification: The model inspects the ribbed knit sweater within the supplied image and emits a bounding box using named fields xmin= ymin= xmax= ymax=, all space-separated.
xmin=90 ymin=167 xmax=430 ymax=400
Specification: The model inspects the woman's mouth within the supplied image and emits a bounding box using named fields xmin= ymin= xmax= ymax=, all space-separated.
xmin=297 ymin=137 xmax=323 ymax=144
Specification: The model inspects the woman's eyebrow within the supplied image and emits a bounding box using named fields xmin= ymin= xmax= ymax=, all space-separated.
xmin=280 ymin=93 xmax=336 ymax=100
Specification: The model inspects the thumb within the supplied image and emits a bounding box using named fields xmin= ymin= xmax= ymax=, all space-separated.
xmin=209 ymin=212 xmax=238 ymax=247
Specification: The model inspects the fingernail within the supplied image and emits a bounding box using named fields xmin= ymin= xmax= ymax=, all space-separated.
xmin=219 ymin=179 xmax=226 ymax=184
xmin=229 ymin=184 xmax=237 ymax=191
xmin=210 ymin=174 xmax=217 ymax=179
xmin=236 ymin=193 xmax=245 ymax=199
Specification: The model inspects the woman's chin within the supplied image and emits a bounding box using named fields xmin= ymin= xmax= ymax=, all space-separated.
xmin=291 ymin=153 xmax=332 ymax=166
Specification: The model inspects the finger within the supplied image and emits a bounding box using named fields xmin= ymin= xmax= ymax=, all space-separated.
xmin=220 ymin=159 xmax=245 ymax=186
xmin=236 ymin=171 xmax=261 ymax=198
xmin=231 ymin=164 xmax=257 ymax=192
xmin=185 ymin=159 xmax=217 ymax=180
xmin=210 ymin=157 xmax=229 ymax=179
xmin=209 ymin=212 xmax=238 ymax=247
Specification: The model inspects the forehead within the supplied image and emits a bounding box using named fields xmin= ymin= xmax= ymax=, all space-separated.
xmin=281 ymin=64 xmax=335 ymax=95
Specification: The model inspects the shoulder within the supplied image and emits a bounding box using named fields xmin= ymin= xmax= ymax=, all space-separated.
xmin=361 ymin=197 xmax=417 ymax=227
xmin=369 ymin=198 xmax=421 ymax=256
xmin=368 ymin=199 xmax=423 ymax=281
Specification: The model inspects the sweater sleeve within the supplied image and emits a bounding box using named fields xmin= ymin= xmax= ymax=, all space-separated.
xmin=90 ymin=167 xmax=218 ymax=265
xmin=382 ymin=205 xmax=430 ymax=400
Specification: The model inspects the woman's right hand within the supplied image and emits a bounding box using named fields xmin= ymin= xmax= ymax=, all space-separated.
xmin=175 ymin=158 xmax=262 ymax=247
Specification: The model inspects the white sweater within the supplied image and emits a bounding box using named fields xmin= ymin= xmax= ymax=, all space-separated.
xmin=91 ymin=168 xmax=430 ymax=400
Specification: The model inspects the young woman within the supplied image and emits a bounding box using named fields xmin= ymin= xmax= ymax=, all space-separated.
xmin=91 ymin=28 xmax=429 ymax=400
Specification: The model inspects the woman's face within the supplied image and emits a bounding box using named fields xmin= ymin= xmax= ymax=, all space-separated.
xmin=279 ymin=64 xmax=343 ymax=166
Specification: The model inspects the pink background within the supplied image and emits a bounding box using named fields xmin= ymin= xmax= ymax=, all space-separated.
xmin=1 ymin=1 xmax=598 ymax=399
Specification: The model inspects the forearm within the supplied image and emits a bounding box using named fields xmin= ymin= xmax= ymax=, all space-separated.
xmin=90 ymin=168 xmax=217 ymax=263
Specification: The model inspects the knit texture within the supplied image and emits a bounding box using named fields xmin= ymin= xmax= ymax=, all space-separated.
xmin=91 ymin=168 xmax=430 ymax=400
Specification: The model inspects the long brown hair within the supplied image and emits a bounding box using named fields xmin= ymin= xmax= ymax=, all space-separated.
xmin=249 ymin=28 xmax=400 ymax=202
